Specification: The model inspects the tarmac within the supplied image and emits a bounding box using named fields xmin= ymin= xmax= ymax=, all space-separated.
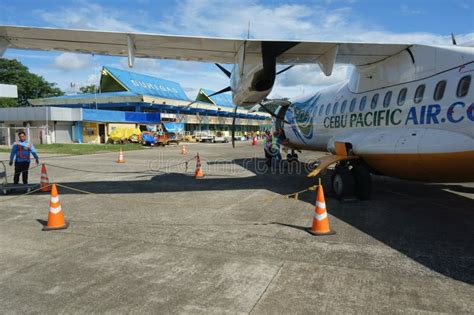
xmin=0 ymin=142 xmax=473 ymax=314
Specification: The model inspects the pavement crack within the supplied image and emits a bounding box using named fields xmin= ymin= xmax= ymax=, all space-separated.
xmin=248 ymin=262 xmax=284 ymax=315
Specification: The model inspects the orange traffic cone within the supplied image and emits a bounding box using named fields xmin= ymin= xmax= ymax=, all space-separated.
xmin=195 ymin=153 xmax=204 ymax=178
xmin=307 ymin=183 xmax=336 ymax=236
xmin=117 ymin=148 xmax=125 ymax=163
xmin=43 ymin=184 xmax=69 ymax=231
xmin=40 ymin=164 xmax=51 ymax=192
xmin=181 ymin=144 xmax=187 ymax=155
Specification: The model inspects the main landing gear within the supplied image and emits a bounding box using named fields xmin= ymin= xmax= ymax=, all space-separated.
xmin=331 ymin=160 xmax=372 ymax=200
xmin=286 ymin=150 xmax=300 ymax=163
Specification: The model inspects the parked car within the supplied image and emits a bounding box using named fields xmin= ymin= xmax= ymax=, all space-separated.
xmin=214 ymin=131 xmax=230 ymax=143
xmin=141 ymin=132 xmax=157 ymax=146
xmin=166 ymin=132 xmax=182 ymax=145
xmin=194 ymin=130 xmax=214 ymax=142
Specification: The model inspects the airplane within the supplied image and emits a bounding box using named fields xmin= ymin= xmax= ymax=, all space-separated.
xmin=0 ymin=25 xmax=473 ymax=200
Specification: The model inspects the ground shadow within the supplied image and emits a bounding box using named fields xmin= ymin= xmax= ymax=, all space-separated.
xmin=8 ymin=157 xmax=474 ymax=284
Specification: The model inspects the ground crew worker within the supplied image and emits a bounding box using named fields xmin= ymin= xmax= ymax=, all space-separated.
xmin=271 ymin=130 xmax=282 ymax=161
xmin=263 ymin=130 xmax=273 ymax=166
xmin=9 ymin=131 xmax=39 ymax=184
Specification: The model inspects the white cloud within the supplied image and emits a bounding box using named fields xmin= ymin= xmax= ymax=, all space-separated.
xmin=119 ymin=58 xmax=161 ymax=74
xmin=36 ymin=2 xmax=138 ymax=32
xmin=53 ymin=53 xmax=92 ymax=71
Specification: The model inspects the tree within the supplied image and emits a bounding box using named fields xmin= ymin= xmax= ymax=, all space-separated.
xmin=0 ymin=58 xmax=64 ymax=107
xmin=79 ymin=84 xmax=97 ymax=94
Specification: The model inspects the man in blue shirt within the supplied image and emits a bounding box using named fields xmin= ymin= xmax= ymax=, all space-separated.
xmin=9 ymin=131 xmax=39 ymax=184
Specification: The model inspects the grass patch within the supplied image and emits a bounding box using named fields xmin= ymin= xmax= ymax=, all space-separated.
xmin=0 ymin=143 xmax=145 ymax=155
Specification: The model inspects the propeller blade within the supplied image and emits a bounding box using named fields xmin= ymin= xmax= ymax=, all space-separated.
xmin=451 ymin=33 xmax=457 ymax=45
xmin=184 ymin=100 xmax=198 ymax=109
xmin=276 ymin=65 xmax=294 ymax=75
xmin=247 ymin=104 xmax=261 ymax=113
xmin=231 ymin=106 xmax=238 ymax=148
xmin=215 ymin=63 xmax=231 ymax=78
xmin=207 ymin=86 xmax=231 ymax=98
xmin=259 ymin=103 xmax=290 ymax=124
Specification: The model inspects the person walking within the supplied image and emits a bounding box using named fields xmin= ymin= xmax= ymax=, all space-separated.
xmin=9 ymin=131 xmax=39 ymax=184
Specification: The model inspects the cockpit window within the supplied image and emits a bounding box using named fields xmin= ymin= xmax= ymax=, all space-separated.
xmin=319 ymin=105 xmax=324 ymax=116
xmin=333 ymin=102 xmax=339 ymax=115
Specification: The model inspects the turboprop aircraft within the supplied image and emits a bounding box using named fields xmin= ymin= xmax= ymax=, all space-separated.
xmin=0 ymin=25 xmax=473 ymax=199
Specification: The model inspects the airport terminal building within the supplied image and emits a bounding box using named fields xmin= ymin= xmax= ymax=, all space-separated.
xmin=0 ymin=66 xmax=271 ymax=144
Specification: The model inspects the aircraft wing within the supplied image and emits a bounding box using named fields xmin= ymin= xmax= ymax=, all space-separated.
xmin=0 ymin=25 xmax=411 ymax=71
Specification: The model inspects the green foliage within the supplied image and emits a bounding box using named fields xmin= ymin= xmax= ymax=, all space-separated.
xmin=79 ymin=84 xmax=97 ymax=94
xmin=0 ymin=58 xmax=64 ymax=107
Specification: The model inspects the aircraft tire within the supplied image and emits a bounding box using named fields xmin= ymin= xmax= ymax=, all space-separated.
xmin=331 ymin=166 xmax=355 ymax=200
xmin=351 ymin=162 xmax=372 ymax=200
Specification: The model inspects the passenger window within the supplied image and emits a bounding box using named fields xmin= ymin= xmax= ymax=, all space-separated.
xmin=414 ymin=84 xmax=425 ymax=104
xmin=457 ymin=75 xmax=471 ymax=98
xmin=319 ymin=105 xmax=324 ymax=116
xmin=370 ymin=94 xmax=379 ymax=109
xmin=326 ymin=103 xmax=332 ymax=115
xmin=359 ymin=96 xmax=367 ymax=111
xmin=383 ymin=91 xmax=392 ymax=108
xmin=340 ymin=100 xmax=347 ymax=113
xmin=433 ymin=80 xmax=446 ymax=101
xmin=333 ymin=102 xmax=339 ymax=115
xmin=397 ymin=88 xmax=407 ymax=106
xmin=349 ymin=98 xmax=357 ymax=112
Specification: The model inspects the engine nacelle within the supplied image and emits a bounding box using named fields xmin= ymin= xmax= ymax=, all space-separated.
xmin=230 ymin=62 xmax=274 ymax=106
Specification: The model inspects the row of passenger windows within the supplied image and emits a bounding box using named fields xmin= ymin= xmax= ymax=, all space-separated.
xmin=316 ymin=75 xmax=471 ymax=116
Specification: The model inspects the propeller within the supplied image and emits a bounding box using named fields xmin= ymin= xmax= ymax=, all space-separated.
xmin=258 ymin=102 xmax=290 ymax=124
xmin=451 ymin=33 xmax=457 ymax=46
xmin=215 ymin=63 xmax=231 ymax=78
xmin=188 ymin=63 xmax=294 ymax=148
xmin=276 ymin=65 xmax=294 ymax=75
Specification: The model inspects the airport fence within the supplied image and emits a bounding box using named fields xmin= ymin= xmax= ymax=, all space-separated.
xmin=0 ymin=127 xmax=48 ymax=147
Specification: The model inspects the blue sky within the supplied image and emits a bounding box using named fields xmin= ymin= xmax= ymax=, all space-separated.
xmin=2 ymin=0 xmax=474 ymax=100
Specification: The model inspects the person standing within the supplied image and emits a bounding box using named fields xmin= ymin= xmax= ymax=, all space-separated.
xmin=263 ymin=129 xmax=273 ymax=166
xmin=9 ymin=131 xmax=39 ymax=184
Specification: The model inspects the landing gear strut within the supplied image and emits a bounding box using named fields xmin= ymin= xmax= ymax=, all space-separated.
xmin=331 ymin=161 xmax=372 ymax=200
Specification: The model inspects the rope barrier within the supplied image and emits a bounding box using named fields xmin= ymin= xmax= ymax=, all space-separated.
xmin=0 ymin=183 xmax=52 ymax=203
xmin=0 ymin=152 xmax=320 ymax=207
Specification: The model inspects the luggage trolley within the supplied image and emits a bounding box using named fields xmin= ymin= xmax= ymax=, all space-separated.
xmin=0 ymin=161 xmax=39 ymax=195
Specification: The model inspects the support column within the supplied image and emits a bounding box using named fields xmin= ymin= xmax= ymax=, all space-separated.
xmin=76 ymin=121 xmax=83 ymax=144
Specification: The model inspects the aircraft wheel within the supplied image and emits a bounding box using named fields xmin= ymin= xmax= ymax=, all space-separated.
xmin=287 ymin=153 xmax=299 ymax=163
xmin=331 ymin=166 xmax=355 ymax=200
xmin=351 ymin=162 xmax=372 ymax=200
